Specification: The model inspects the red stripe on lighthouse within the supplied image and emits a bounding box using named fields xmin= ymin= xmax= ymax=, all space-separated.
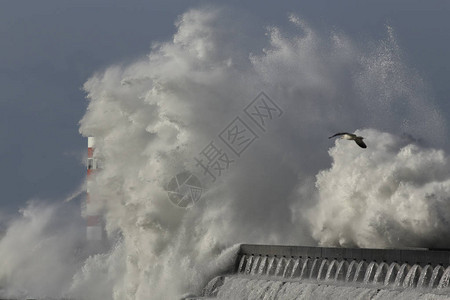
xmin=87 ymin=215 xmax=100 ymax=226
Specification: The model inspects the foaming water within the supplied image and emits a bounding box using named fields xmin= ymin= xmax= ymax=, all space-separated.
xmin=215 ymin=277 xmax=450 ymax=300
xmin=1 ymin=5 xmax=449 ymax=300
xmin=306 ymin=130 xmax=450 ymax=249
xmin=207 ymin=254 xmax=450 ymax=299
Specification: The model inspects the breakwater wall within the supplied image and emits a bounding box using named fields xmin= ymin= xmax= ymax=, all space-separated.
xmin=187 ymin=244 xmax=450 ymax=299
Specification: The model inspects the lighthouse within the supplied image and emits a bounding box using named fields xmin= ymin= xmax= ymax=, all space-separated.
xmin=86 ymin=137 xmax=103 ymax=241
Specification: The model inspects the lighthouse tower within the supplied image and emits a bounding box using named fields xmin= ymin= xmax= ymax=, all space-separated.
xmin=86 ymin=137 xmax=103 ymax=241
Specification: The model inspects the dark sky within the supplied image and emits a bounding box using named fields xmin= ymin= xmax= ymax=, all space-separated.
xmin=1 ymin=0 xmax=449 ymax=214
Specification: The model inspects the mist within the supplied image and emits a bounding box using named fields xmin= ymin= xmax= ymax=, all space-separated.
xmin=0 ymin=202 xmax=85 ymax=298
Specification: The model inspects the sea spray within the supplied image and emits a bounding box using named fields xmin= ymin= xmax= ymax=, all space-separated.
xmin=307 ymin=129 xmax=450 ymax=248
xmin=0 ymin=5 xmax=447 ymax=299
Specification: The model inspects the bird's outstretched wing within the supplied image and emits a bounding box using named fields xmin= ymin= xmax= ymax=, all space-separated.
xmin=329 ymin=132 xmax=350 ymax=139
xmin=354 ymin=139 xmax=367 ymax=148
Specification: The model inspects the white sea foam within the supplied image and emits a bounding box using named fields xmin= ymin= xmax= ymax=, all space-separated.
xmin=306 ymin=129 xmax=450 ymax=249
xmin=216 ymin=277 xmax=450 ymax=300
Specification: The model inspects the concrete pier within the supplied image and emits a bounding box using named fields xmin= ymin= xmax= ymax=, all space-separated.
xmin=190 ymin=244 xmax=450 ymax=299
xmin=237 ymin=244 xmax=450 ymax=268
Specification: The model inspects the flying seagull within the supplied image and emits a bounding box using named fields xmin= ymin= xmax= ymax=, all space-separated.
xmin=329 ymin=132 xmax=367 ymax=148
